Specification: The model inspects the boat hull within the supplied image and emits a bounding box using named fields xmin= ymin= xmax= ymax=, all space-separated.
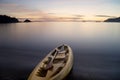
xmin=28 ymin=44 xmax=73 ymax=80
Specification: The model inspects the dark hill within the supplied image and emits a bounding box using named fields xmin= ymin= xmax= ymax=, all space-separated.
xmin=24 ymin=19 xmax=31 ymax=22
xmin=0 ymin=15 xmax=19 ymax=23
xmin=104 ymin=17 xmax=120 ymax=22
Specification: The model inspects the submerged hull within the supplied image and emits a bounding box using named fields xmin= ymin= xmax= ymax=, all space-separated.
xmin=28 ymin=44 xmax=73 ymax=80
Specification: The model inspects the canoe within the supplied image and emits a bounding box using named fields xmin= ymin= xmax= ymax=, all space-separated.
xmin=28 ymin=44 xmax=73 ymax=80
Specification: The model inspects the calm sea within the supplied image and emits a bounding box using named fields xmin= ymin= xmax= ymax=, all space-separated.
xmin=0 ymin=22 xmax=120 ymax=80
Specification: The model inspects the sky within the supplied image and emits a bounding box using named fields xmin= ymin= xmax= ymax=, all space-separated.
xmin=0 ymin=0 xmax=120 ymax=21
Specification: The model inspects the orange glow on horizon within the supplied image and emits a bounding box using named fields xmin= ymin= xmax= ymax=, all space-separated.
xmin=18 ymin=14 xmax=107 ymax=22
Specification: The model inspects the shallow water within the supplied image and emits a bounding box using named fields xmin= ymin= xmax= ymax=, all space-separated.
xmin=0 ymin=22 xmax=120 ymax=80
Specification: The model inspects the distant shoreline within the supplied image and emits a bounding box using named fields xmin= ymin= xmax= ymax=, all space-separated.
xmin=0 ymin=15 xmax=32 ymax=24
xmin=0 ymin=15 xmax=120 ymax=24
xmin=104 ymin=17 xmax=120 ymax=22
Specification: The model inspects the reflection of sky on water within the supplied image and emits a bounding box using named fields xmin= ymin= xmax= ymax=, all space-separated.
xmin=0 ymin=22 xmax=120 ymax=50
xmin=0 ymin=22 xmax=120 ymax=80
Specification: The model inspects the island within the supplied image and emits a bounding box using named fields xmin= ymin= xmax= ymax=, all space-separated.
xmin=104 ymin=17 xmax=120 ymax=22
xmin=24 ymin=19 xmax=31 ymax=22
xmin=0 ymin=15 xmax=19 ymax=23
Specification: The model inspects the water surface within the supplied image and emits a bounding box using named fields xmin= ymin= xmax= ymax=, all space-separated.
xmin=0 ymin=22 xmax=120 ymax=80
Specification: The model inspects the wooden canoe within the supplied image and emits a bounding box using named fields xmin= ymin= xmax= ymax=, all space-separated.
xmin=28 ymin=44 xmax=73 ymax=80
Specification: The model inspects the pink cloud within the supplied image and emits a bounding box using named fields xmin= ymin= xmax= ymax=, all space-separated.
xmin=0 ymin=3 xmax=50 ymax=19
xmin=0 ymin=3 xmax=84 ymax=22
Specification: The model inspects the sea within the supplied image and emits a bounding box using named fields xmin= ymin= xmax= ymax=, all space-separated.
xmin=0 ymin=22 xmax=120 ymax=80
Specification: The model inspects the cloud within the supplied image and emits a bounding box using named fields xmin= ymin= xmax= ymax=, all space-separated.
xmin=0 ymin=3 xmax=50 ymax=18
xmin=0 ymin=3 xmax=83 ymax=22
xmin=95 ymin=15 xmax=116 ymax=17
xmin=58 ymin=17 xmax=82 ymax=20
xmin=54 ymin=16 xmax=83 ymax=21
xmin=73 ymin=15 xmax=85 ymax=17
xmin=48 ymin=13 xmax=56 ymax=14
xmin=0 ymin=3 xmax=33 ymax=15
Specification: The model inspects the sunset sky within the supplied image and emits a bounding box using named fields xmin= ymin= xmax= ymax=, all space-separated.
xmin=0 ymin=0 xmax=120 ymax=21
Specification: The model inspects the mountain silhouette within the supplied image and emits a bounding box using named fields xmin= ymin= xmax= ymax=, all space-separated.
xmin=0 ymin=15 xmax=19 ymax=23
xmin=104 ymin=17 xmax=120 ymax=22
